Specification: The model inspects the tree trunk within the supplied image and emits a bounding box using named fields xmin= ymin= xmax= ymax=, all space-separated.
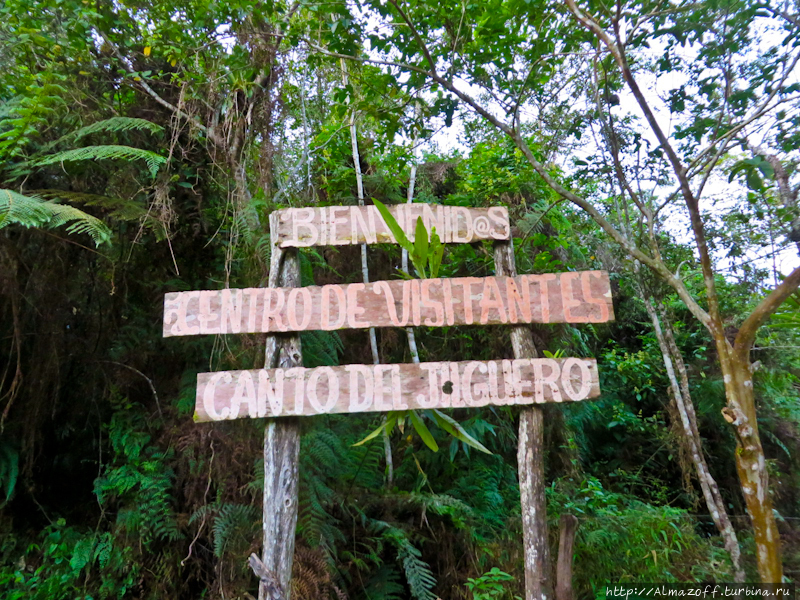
xmin=494 ymin=240 xmax=550 ymax=600
xmin=257 ymin=213 xmax=303 ymax=600
xmin=555 ymin=515 xmax=578 ymax=600
xmin=723 ymin=355 xmax=783 ymax=582
xmin=643 ymin=299 xmax=745 ymax=581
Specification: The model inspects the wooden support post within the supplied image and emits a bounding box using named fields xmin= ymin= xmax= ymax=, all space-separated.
xmin=257 ymin=213 xmax=302 ymax=600
xmin=494 ymin=240 xmax=550 ymax=600
xmin=555 ymin=515 xmax=578 ymax=600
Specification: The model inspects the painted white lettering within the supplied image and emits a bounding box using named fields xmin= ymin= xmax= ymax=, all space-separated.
xmin=347 ymin=283 xmax=369 ymax=328
xmin=292 ymin=207 xmax=318 ymax=247
xmin=329 ymin=206 xmax=348 ymax=244
xmin=463 ymin=361 xmax=489 ymax=406
xmin=346 ymin=365 xmax=373 ymax=412
xmin=374 ymin=364 xmax=395 ymax=412
xmin=287 ymin=288 xmax=312 ymax=330
xmin=221 ymin=289 xmax=243 ymax=334
xmin=321 ymin=285 xmax=347 ymax=330
xmin=199 ymin=291 xmax=220 ymax=334
xmin=532 ymin=359 xmax=562 ymax=403
xmin=416 ymin=363 xmax=440 ymax=408
xmin=582 ymin=272 xmax=611 ymax=322
xmin=351 ymin=206 xmax=378 ymax=244
xmin=561 ymin=358 xmax=592 ymax=400
xmin=505 ymin=278 xmax=531 ymax=323
xmin=257 ymin=369 xmax=284 ymax=417
xmin=262 ymin=289 xmax=286 ymax=332
xmin=230 ymin=371 xmax=258 ymax=419
xmin=421 ymin=279 xmax=445 ymax=326
xmin=169 ymin=291 xmax=200 ymax=336
xmin=562 ymin=272 xmax=583 ymax=322
xmin=479 ymin=278 xmax=507 ymax=324
xmin=488 ymin=206 xmax=509 ymax=240
xmin=284 ymin=368 xmax=306 ymax=415
xmin=203 ymin=372 xmax=232 ymax=420
xmin=307 ymin=367 xmax=338 ymax=414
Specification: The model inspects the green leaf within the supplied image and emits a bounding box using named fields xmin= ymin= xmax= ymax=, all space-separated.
xmin=354 ymin=415 xmax=396 ymax=447
xmin=373 ymin=198 xmax=412 ymax=252
xmin=428 ymin=227 xmax=444 ymax=278
xmin=409 ymin=411 xmax=438 ymax=452
xmin=410 ymin=217 xmax=429 ymax=278
xmin=432 ymin=410 xmax=492 ymax=454
xmin=0 ymin=443 xmax=18 ymax=504
xmin=755 ymin=157 xmax=775 ymax=179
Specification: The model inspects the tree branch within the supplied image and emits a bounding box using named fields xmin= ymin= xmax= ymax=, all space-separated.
xmin=295 ymin=29 xmax=713 ymax=328
xmin=734 ymin=266 xmax=800 ymax=361
xmin=386 ymin=0 xmax=438 ymax=75
xmin=564 ymin=0 xmax=722 ymax=334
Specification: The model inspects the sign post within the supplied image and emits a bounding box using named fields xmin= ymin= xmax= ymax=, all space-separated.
xmin=164 ymin=205 xmax=614 ymax=600
xmin=495 ymin=239 xmax=549 ymax=599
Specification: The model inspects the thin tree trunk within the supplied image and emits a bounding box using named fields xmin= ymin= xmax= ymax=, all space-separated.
xmin=340 ymin=60 xmax=379 ymax=365
xmin=555 ymin=515 xmax=578 ymax=600
xmin=494 ymin=240 xmax=550 ymax=600
xmin=643 ymin=298 xmax=745 ymax=582
xmin=256 ymin=214 xmax=303 ymax=600
xmin=402 ymin=106 xmax=421 ymax=362
xmin=340 ymin=60 xmax=390 ymax=489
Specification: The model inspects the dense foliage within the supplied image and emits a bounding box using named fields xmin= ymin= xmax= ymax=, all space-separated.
xmin=2 ymin=0 xmax=800 ymax=598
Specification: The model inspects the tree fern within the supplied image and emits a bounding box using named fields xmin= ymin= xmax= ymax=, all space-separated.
xmin=0 ymin=188 xmax=112 ymax=246
xmin=362 ymin=565 xmax=405 ymax=600
xmin=32 ymin=189 xmax=149 ymax=223
xmin=190 ymin=502 xmax=259 ymax=558
xmin=32 ymin=145 xmax=166 ymax=178
xmin=372 ymin=521 xmax=438 ymax=600
xmin=0 ymin=83 xmax=67 ymax=161
xmin=50 ymin=117 xmax=164 ymax=147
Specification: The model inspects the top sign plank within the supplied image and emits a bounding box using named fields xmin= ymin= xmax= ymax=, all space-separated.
xmin=274 ymin=205 xmax=509 ymax=248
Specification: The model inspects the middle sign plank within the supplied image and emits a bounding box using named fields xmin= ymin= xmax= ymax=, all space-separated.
xmin=164 ymin=271 xmax=613 ymax=337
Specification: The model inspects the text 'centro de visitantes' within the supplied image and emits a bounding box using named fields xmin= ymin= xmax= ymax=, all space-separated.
xmin=164 ymin=271 xmax=613 ymax=337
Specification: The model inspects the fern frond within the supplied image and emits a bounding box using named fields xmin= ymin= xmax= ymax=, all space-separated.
xmin=51 ymin=117 xmax=164 ymax=147
xmin=0 ymin=83 xmax=68 ymax=162
xmin=371 ymin=522 xmax=437 ymax=600
xmin=32 ymin=189 xmax=149 ymax=222
xmin=0 ymin=188 xmax=112 ymax=246
xmin=0 ymin=441 xmax=19 ymax=505
xmin=211 ymin=503 xmax=259 ymax=558
xmin=33 ymin=145 xmax=166 ymax=177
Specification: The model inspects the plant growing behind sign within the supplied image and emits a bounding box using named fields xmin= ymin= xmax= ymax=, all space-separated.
xmin=355 ymin=200 xmax=490 ymax=455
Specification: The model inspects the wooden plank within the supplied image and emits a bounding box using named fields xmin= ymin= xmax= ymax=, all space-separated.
xmin=193 ymin=358 xmax=600 ymax=422
xmin=273 ymin=204 xmax=510 ymax=248
xmin=163 ymin=270 xmax=614 ymax=337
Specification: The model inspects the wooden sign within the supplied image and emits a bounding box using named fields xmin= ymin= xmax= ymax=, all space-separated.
xmin=163 ymin=271 xmax=613 ymax=337
xmin=194 ymin=358 xmax=600 ymax=422
xmin=274 ymin=205 xmax=510 ymax=247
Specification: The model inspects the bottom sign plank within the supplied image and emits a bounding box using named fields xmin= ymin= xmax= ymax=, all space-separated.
xmin=195 ymin=358 xmax=600 ymax=422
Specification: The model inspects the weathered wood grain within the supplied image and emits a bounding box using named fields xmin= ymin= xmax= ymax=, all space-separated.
xmin=274 ymin=204 xmax=510 ymax=248
xmin=194 ymin=358 xmax=600 ymax=422
xmin=163 ymin=271 xmax=614 ymax=337
xmin=259 ymin=213 xmax=301 ymax=600
xmin=495 ymin=240 xmax=550 ymax=600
